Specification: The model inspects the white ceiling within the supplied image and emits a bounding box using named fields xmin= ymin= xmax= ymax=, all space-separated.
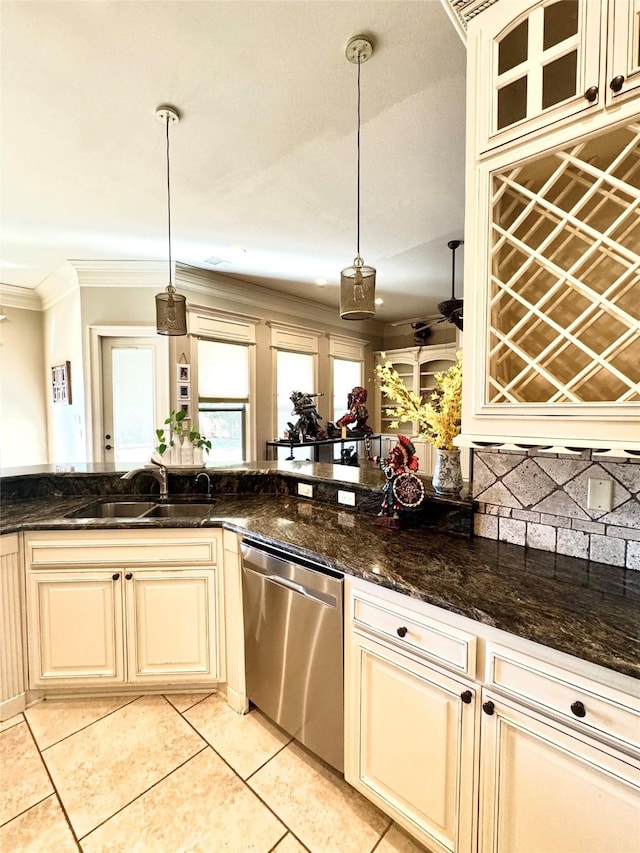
xmin=0 ymin=0 xmax=466 ymax=323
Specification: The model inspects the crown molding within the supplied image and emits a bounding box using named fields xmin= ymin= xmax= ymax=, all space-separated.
xmin=69 ymin=259 xmax=168 ymax=287
xmin=175 ymin=263 xmax=383 ymax=337
xmin=36 ymin=260 xmax=81 ymax=309
xmin=0 ymin=283 xmax=43 ymax=311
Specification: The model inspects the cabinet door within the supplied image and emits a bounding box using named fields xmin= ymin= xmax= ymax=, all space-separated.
xmin=479 ymin=693 xmax=640 ymax=853
xmin=608 ymin=0 xmax=640 ymax=103
xmin=125 ymin=569 xmax=217 ymax=683
xmin=27 ymin=572 xmax=125 ymax=686
xmin=345 ymin=634 xmax=477 ymax=853
xmin=474 ymin=0 xmax=602 ymax=153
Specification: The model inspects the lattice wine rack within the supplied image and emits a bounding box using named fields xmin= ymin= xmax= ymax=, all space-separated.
xmin=488 ymin=120 xmax=640 ymax=405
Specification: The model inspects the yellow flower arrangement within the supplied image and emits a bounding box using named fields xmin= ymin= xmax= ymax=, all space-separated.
xmin=375 ymin=351 xmax=462 ymax=450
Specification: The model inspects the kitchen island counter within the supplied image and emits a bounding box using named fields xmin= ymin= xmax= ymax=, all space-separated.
xmin=2 ymin=479 xmax=638 ymax=681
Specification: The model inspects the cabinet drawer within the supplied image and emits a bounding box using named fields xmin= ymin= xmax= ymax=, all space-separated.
xmin=486 ymin=644 xmax=640 ymax=752
xmin=26 ymin=530 xmax=219 ymax=569
xmin=351 ymin=593 xmax=476 ymax=677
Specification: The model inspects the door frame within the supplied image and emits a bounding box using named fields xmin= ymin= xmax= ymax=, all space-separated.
xmin=88 ymin=326 xmax=169 ymax=463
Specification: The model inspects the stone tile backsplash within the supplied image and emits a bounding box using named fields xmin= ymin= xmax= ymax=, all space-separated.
xmin=472 ymin=450 xmax=640 ymax=569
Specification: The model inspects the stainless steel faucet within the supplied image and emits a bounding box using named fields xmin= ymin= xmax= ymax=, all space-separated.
xmin=196 ymin=471 xmax=212 ymax=498
xmin=121 ymin=464 xmax=168 ymax=499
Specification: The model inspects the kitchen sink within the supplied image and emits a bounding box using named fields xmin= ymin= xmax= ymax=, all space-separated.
xmin=66 ymin=501 xmax=157 ymax=518
xmin=143 ymin=502 xmax=216 ymax=518
xmin=66 ymin=500 xmax=216 ymax=519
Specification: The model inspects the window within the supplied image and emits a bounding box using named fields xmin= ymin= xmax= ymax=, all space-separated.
xmin=198 ymin=339 xmax=249 ymax=463
xmin=275 ymin=350 xmax=316 ymax=461
xmin=332 ymin=358 xmax=363 ymax=423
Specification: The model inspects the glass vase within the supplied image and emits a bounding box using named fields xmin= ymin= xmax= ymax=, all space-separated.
xmin=432 ymin=449 xmax=463 ymax=495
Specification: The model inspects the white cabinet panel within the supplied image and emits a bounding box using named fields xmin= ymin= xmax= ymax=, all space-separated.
xmin=126 ymin=571 xmax=217 ymax=682
xmin=29 ymin=573 xmax=124 ymax=685
xmin=479 ymin=694 xmax=640 ymax=853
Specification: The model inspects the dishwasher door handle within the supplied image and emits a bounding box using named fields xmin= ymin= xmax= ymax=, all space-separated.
xmin=243 ymin=564 xmax=339 ymax=609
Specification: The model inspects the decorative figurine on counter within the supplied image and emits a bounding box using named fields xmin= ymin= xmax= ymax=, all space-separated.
xmin=371 ymin=435 xmax=425 ymax=529
xmin=335 ymin=386 xmax=373 ymax=435
xmin=286 ymin=391 xmax=326 ymax=442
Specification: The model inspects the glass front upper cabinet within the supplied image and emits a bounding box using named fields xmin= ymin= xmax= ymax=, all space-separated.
xmin=477 ymin=0 xmax=601 ymax=153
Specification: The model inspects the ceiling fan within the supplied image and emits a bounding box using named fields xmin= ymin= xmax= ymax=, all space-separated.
xmin=437 ymin=239 xmax=463 ymax=331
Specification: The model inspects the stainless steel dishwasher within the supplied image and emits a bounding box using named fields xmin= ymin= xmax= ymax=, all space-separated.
xmin=241 ymin=539 xmax=344 ymax=772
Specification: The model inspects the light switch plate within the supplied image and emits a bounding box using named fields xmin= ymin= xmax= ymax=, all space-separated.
xmin=297 ymin=482 xmax=313 ymax=498
xmin=337 ymin=489 xmax=356 ymax=506
xmin=587 ymin=478 xmax=613 ymax=511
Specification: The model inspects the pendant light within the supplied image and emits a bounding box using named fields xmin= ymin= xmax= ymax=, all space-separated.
xmin=155 ymin=105 xmax=187 ymax=336
xmin=340 ymin=35 xmax=376 ymax=321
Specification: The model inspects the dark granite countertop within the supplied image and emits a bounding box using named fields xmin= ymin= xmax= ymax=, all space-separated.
xmin=2 ymin=468 xmax=639 ymax=681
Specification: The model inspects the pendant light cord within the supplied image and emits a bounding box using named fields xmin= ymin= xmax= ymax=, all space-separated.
xmin=356 ymin=52 xmax=361 ymax=258
xmin=165 ymin=116 xmax=173 ymax=288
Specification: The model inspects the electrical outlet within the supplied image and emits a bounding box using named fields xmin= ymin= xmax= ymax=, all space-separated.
xmin=587 ymin=478 xmax=613 ymax=511
xmin=337 ymin=489 xmax=356 ymax=507
xmin=297 ymin=482 xmax=313 ymax=498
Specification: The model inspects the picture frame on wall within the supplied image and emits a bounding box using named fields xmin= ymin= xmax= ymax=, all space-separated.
xmin=51 ymin=361 xmax=72 ymax=405
xmin=180 ymin=403 xmax=190 ymax=417
xmin=178 ymin=383 xmax=190 ymax=402
xmin=178 ymin=364 xmax=190 ymax=382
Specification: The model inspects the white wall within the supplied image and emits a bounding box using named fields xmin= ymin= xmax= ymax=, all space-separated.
xmin=43 ymin=288 xmax=85 ymax=464
xmin=0 ymin=306 xmax=48 ymax=467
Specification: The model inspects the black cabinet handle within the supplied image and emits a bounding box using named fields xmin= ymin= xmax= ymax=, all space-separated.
xmin=609 ymin=75 xmax=625 ymax=93
xmin=112 ymin=573 xmax=120 ymax=581
xmin=482 ymin=700 xmax=495 ymax=715
xmin=583 ymin=85 xmax=598 ymax=102
xmin=460 ymin=690 xmax=473 ymax=704
xmin=125 ymin=573 xmax=133 ymax=580
xmin=396 ymin=626 xmax=408 ymax=638
xmin=571 ymin=700 xmax=586 ymax=718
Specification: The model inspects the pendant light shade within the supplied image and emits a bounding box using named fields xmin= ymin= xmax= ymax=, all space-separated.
xmin=155 ymin=105 xmax=187 ymax=336
xmin=340 ymin=35 xmax=376 ymax=322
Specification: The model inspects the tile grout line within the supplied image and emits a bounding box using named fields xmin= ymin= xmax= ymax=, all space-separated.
xmin=33 ymin=694 xmax=142 ymax=753
xmin=76 ymin=744 xmax=210 ymax=843
xmin=170 ymin=699 xmax=313 ymax=852
xmin=21 ymin=714 xmax=83 ymax=851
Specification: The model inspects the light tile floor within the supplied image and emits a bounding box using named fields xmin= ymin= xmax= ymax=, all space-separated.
xmin=0 ymin=693 xmax=427 ymax=852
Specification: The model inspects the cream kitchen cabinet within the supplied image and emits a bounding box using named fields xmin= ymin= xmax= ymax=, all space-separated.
xmin=478 ymin=694 xmax=640 ymax=853
xmin=472 ymin=0 xmax=640 ymax=156
xmin=345 ymin=577 xmax=640 ymax=853
xmin=344 ymin=580 xmax=478 ymax=853
xmin=24 ymin=529 xmax=223 ymax=691
xmin=462 ymin=0 xmax=640 ymax=453
xmin=479 ymin=643 xmax=640 ymax=853
xmin=1 ymin=533 xmax=26 ymax=720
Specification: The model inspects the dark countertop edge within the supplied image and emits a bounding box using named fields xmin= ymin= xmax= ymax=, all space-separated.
xmin=3 ymin=498 xmax=639 ymax=685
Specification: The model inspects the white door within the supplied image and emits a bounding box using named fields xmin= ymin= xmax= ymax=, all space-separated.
xmin=100 ymin=335 xmax=168 ymax=465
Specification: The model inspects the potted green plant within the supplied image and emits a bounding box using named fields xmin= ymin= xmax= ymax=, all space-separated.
xmin=188 ymin=425 xmax=212 ymax=466
xmin=155 ymin=409 xmax=187 ymax=463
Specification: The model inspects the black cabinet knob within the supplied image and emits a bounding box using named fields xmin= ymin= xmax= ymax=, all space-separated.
xmin=112 ymin=573 xmax=120 ymax=581
xmin=482 ymin=700 xmax=495 ymax=716
xmin=609 ymin=75 xmax=625 ymax=93
xmin=105 ymin=445 xmax=113 ymax=451
xmin=105 ymin=434 xmax=111 ymax=440
xmin=125 ymin=573 xmax=133 ymax=580
xmin=396 ymin=626 xmax=408 ymax=638
xmin=571 ymin=700 xmax=586 ymax=718
xmin=460 ymin=690 xmax=473 ymax=704
xmin=583 ymin=85 xmax=598 ymax=102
